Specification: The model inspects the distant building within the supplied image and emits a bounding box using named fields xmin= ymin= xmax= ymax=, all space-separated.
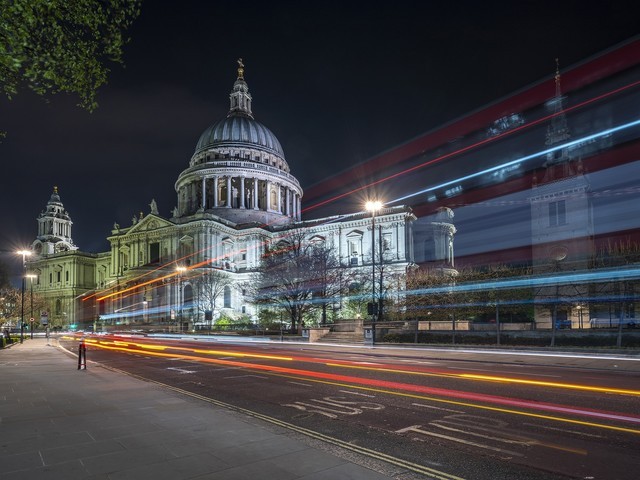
xmin=529 ymin=62 xmax=595 ymax=329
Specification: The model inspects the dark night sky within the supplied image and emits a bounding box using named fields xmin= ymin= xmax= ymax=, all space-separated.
xmin=2 ymin=1 xmax=639 ymax=276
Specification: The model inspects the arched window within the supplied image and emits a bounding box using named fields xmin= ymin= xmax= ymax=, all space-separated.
xmin=224 ymin=286 xmax=231 ymax=308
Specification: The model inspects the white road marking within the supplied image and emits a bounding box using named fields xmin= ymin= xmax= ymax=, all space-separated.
xmin=223 ymin=374 xmax=268 ymax=380
xmin=399 ymin=359 xmax=441 ymax=365
xmin=412 ymin=403 xmax=465 ymax=414
xmin=282 ymin=397 xmax=385 ymax=419
xmin=288 ymin=381 xmax=314 ymax=387
xmin=522 ymin=423 xmax=604 ymax=438
xmin=166 ymin=367 xmax=196 ymax=374
xmin=339 ymin=390 xmax=377 ymax=398
xmin=395 ymin=425 xmax=522 ymax=457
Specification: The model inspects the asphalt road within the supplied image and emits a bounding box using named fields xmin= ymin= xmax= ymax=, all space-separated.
xmin=59 ymin=335 xmax=640 ymax=480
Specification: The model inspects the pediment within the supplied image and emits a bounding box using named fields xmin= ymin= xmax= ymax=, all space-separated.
xmin=128 ymin=214 xmax=174 ymax=234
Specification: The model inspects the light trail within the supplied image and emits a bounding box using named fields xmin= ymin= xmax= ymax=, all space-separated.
xmin=388 ymin=117 xmax=640 ymax=205
xmin=459 ymin=374 xmax=640 ymax=396
xmin=248 ymin=263 xmax=640 ymax=310
xmin=325 ymin=363 xmax=640 ymax=396
xmin=302 ymin=79 xmax=640 ymax=213
xmin=84 ymin=337 xmax=293 ymax=362
xmin=83 ymin=339 xmax=640 ymax=434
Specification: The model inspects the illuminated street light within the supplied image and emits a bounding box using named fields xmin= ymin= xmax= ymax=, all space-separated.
xmin=16 ymin=250 xmax=32 ymax=343
xmin=26 ymin=274 xmax=37 ymax=339
xmin=365 ymin=201 xmax=382 ymax=344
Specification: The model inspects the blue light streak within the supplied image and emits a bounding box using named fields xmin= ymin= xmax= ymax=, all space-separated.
xmin=388 ymin=117 xmax=640 ymax=205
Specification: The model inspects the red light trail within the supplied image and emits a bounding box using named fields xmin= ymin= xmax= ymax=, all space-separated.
xmin=79 ymin=336 xmax=640 ymax=434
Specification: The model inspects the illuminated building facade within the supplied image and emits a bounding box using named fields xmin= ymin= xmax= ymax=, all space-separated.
xmin=26 ymin=62 xmax=423 ymax=331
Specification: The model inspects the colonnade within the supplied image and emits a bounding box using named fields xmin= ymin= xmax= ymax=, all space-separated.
xmin=179 ymin=175 xmax=301 ymax=220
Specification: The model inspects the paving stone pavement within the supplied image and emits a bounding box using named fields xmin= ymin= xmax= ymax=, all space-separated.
xmin=0 ymin=337 xmax=400 ymax=480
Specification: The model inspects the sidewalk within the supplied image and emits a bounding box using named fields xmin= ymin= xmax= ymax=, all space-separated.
xmin=0 ymin=338 xmax=397 ymax=480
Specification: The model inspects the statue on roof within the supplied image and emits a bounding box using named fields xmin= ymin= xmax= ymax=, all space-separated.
xmin=149 ymin=198 xmax=158 ymax=215
xmin=237 ymin=58 xmax=244 ymax=79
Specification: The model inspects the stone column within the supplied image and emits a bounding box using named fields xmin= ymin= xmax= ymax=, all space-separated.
xmin=240 ymin=176 xmax=246 ymax=209
xmin=253 ymin=178 xmax=259 ymax=209
xmin=266 ymin=181 xmax=272 ymax=211
xmin=277 ymin=184 xmax=282 ymax=213
xmin=292 ymin=193 xmax=298 ymax=220
xmin=286 ymin=188 xmax=291 ymax=216
xmin=201 ymin=177 xmax=207 ymax=209
xmin=213 ymin=176 xmax=219 ymax=207
xmin=226 ymin=177 xmax=232 ymax=208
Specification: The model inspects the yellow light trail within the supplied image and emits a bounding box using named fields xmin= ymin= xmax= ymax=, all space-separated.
xmin=459 ymin=373 xmax=640 ymax=396
xmin=326 ymin=362 xmax=640 ymax=397
xmin=94 ymin=339 xmax=293 ymax=362
xmin=85 ymin=341 xmax=640 ymax=435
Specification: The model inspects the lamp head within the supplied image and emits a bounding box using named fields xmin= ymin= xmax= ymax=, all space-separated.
xmin=365 ymin=200 xmax=383 ymax=213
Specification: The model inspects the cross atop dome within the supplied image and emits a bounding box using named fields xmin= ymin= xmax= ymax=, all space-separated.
xmin=237 ymin=58 xmax=244 ymax=79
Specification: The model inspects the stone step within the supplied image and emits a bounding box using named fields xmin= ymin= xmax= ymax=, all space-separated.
xmin=315 ymin=331 xmax=363 ymax=344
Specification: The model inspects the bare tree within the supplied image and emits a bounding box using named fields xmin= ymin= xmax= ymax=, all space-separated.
xmin=255 ymin=231 xmax=316 ymax=333
xmin=194 ymin=269 xmax=232 ymax=329
xmin=310 ymin=241 xmax=356 ymax=324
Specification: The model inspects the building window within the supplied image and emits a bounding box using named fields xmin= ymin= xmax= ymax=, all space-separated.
xmin=549 ymin=200 xmax=566 ymax=226
xmin=149 ymin=242 xmax=160 ymax=264
xmin=382 ymin=233 xmax=392 ymax=252
xmin=57 ymin=271 xmax=61 ymax=283
xmin=347 ymin=234 xmax=363 ymax=263
xmin=65 ymin=271 xmax=69 ymax=282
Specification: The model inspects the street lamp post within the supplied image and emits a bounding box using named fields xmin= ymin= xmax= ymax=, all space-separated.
xmin=365 ymin=201 xmax=382 ymax=343
xmin=26 ymin=274 xmax=37 ymax=339
xmin=16 ymin=250 xmax=32 ymax=343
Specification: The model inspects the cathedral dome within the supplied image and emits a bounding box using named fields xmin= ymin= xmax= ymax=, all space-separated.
xmin=195 ymin=115 xmax=284 ymax=157
xmin=174 ymin=59 xmax=302 ymax=226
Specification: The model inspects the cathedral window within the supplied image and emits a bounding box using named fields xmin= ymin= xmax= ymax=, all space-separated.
xmin=382 ymin=233 xmax=392 ymax=252
xmin=549 ymin=200 xmax=566 ymax=227
xmin=346 ymin=233 xmax=363 ymax=265
xmin=149 ymin=243 xmax=160 ymax=264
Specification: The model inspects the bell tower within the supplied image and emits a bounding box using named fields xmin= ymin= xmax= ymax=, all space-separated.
xmin=529 ymin=61 xmax=594 ymax=329
xmin=31 ymin=186 xmax=78 ymax=256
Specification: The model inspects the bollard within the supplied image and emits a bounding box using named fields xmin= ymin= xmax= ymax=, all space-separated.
xmin=78 ymin=340 xmax=87 ymax=370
